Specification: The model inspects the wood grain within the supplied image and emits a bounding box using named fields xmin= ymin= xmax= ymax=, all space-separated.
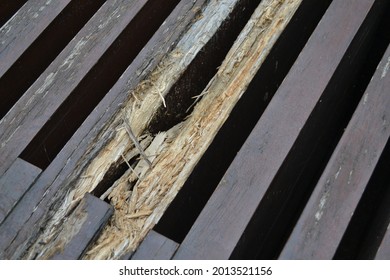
xmin=0 ymin=158 xmax=41 ymax=225
xmin=280 ymin=43 xmax=390 ymax=259
xmin=0 ymin=0 xmax=70 ymax=78
xmin=0 ymin=0 xmax=150 ymax=177
xmin=173 ymin=0 xmax=379 ymax=259
xmin=35 ymin=193 xmax=113 ymax=260
xmin=131 ymin=231 xmax=178 ymax=260
xmin=0 ymin=0 xmax=205 ymax=260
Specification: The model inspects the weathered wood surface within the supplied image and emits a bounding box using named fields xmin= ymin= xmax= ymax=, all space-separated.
xmin=0 ymin=0 xmax=205 ymax=260
xmin=0 ymin=1 xmax=28 ymax=27
xmin=32 ymin=193 xmax=113 ymax=260
xmin=279 ymin=43 xmax=390 ymax=259
xmin=0 ymin=0 xmax=70 ymax=79
xmin=0 ymin=158 xmax=41 ymax=225
xmin=80 ymin=0 xmax=303 ymax=259
xmin=0 ymin=0 xmax=152 ymax=177
xmin=375 ymin=224 xmax=390 ymax=260
xmin=131 ymin=230 xmax=178 ymax=260
xmin=26 ymin=0 xmax=258 ymax=260
xmin=173 ymin=0 xmax=381 ymax=259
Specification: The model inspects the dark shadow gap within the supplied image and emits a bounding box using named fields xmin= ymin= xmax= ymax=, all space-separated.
xmin=0 ymin=0 xmax=28 ymax=27
xmin=20 ymin=0 xmax=180 ymax=169
xmin=0 ymin=0 xmax=107 ymax=119
xmin=230 ymin=0 xmax=390 ymax=260
xmin=334 ymin=138 xmax=390 ymax=259
xmin=154 ymin=0 xmax=333 ymax=244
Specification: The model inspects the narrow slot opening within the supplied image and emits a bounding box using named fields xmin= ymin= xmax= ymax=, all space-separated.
xmin=0 ymin=0 xmax=107 ymax=119
xmin=0 ymin=0 xmax=28 ymax=27
xmin=93 ymin=0 xmax=265 ymax=203
xmin=19 ymin=0 xmax=180 ymax=169
xmin=334 ymin=139 xmax=390 ymax=259
xmin=154 ymin=0 xmax=333 ymax=244
xmin=230 ymin=1 xmax=390 ymax=259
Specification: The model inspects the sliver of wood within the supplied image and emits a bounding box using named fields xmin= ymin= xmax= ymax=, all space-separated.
xmin=173 ymin=0 xmax=382 ymax=259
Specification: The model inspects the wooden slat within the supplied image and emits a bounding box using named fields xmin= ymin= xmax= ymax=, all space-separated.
xmin=0 ymin=158 xmax=41 ymax=225
xmin=131 ymin=231 xmax=178 ymax=260
xmin=0 ymin=0 xmax=205 ymax=260
xmin=279 ymin=44 xmax=390 ymax=259
xmin=0 ymin=0 xmax=70 ymax=79
xmin=0 ymin=0 xmax=151 ymax=177
xmin=375 ymin=225 xmax=390 ymax=260
xmin=173 ymin=0 xmax=380 ymax=259
xmin=35 ymin=193 xmax=113 ymax=260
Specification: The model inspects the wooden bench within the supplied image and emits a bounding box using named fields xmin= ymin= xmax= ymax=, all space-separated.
xmin=280 ymin=42 xmax=390 ymax=259
xmin=173 ymin=0 xmax=387 ymax=259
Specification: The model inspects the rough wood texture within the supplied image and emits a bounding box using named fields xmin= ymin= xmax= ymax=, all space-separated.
xmin=31 ymin=0 xmax=252 ymax=260
xmin=0 ymin=0 xmax=205 ymax=260
xmin=279 ymin=44 xmax=390 ymax=259
xmin=0 ymin=0 xmax=70 ymax=79
xmin=0 ymin=0 xmax=150 ymax=177
xmin=375 ymin=225 xmax=390 ymax=260
xmin=81 ymin=0 xmax=302 ymax=260
xmin=173 ymin=0 xmax=379 ymax=259
xmin=0 ymin=158 xmax=41 ymax=225
xmin=131 ymin=230 xmax=178 ymax=260
xmin=32 ymin=193 xmax=113 ymax=260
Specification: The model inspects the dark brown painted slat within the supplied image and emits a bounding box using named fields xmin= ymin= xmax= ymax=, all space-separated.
xmin=0 ymin=0 xmax=205 ymax=260
xmin=0 ymin=0 xmax=151 ymax=177
xmin=0 ymin=0 xmax=71 ymax=79
xmin=45 ymin=193 xmax=113 ymax=260
xmin=279 ymin=44 xmax=390 ymax=259
xmin=131 ymin=230 xmax=178 ymax=260
xmin=0 ymin=158 xmax=41 ymax=225
xmin=375 ymin=225 xmax=390 ymax=260
xmin=173 ymin=0 xmax=379 ymax=260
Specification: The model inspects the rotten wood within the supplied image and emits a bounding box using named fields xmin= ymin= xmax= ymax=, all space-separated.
xmin=0 ymin=158 xmax=41 ymax=225
xmin=81 ymin=0 xmax=303 ymax=260
xmin=34 ymin=193 xmax=113 ymax=260
xmin=0 ymin=0 xmax=70 ymax=79
xmin=173 ymin=0 xmax=381 ymax=259
xmin=0 ymin=0 xmax=154 ymax=176
xmin=0 ymin=0 xmax=207 ymax=260
xmin=131 ymin=230 xmax=178 ymax=260
xmin=279 ymin=43 xmax=390 ymax=259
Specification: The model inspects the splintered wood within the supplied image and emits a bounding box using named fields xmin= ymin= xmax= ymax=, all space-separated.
xmin=26 ymin=0 xmax=302 ymax=259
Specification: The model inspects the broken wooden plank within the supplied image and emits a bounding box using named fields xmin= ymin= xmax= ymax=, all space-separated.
xmin=0 ymin=0 xmax=156 ymax=177
xmin=173 ymin=0 xmax=382 ymax=259
xmin=30 ymin=193 xmax=113 ymax=260
xmin=81 ymin=0 xmax=304 ymax=260
xmin=0 ymin=158 xmax=41 ymax=225
xmin=0 ymin=0 xmax=205 ymax=260
xmin=131 ymin=230 xmax=178 ymax=260
xmin=279 ymin=43 xmax=390 ymax=259
xmin=375 ymin=225 xmax=390 ymax=260
xmin=0 ymin=0 xmax=71 ymax=79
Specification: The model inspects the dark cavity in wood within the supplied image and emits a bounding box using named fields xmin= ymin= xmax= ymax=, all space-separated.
xmin=155 ymin=0 xmax=333 ymax=244
xmin=19 ymin=0 xmax=180 ymax=169
xmin=173 ymin=0 xmax=381 ymax=260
